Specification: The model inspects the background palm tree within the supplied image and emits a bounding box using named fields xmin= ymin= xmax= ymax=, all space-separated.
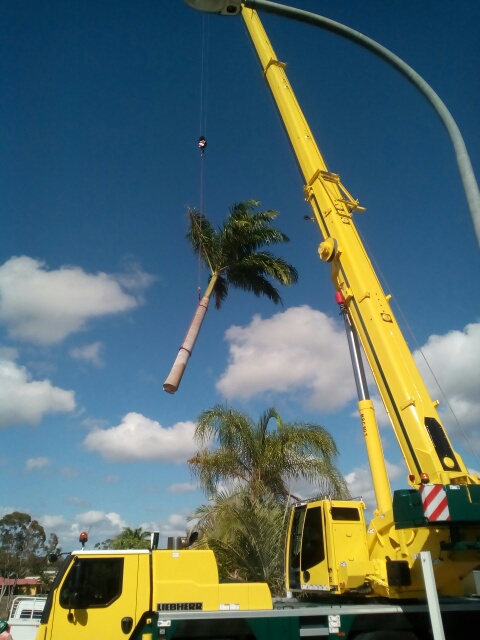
xmin=188 ymin=405 xmax=349 ymax=593
xmin=94 ymin=526 xmax=150 ymax=550
xmin=189 ymin=405 xmax=350 ymax=500
xmin=163 ymin=200 xmax=298 ymax=394
xmin=192 ymin=490 xmax=289 ymax=595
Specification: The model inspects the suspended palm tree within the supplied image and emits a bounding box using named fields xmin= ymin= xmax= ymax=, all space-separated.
xmin=163 ymin=200 xmax=298 ymax=394
xmin=189 ymin=405 xmax=350 ymax=501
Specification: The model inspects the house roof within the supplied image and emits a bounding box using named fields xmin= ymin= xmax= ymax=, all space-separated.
xmin=0 ymin=577 xmax=41 ymax=586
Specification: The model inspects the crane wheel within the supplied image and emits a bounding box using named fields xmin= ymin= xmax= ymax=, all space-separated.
xmin=353 ymin=632 xmax=420 ymax=640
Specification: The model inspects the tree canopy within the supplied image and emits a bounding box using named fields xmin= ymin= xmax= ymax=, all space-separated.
xmin=0 ymin=511 xmax=59 ymax=580
xmin=189 ymin=405 xmax=349 ymax=501
xmin=0 ymin=511 xmax=60 ymax=610
xmin=187 ymin=200 xmax=298 ymax=309
xmin=189 ymin=406 xmax=349 ymax=592
xmin=94 ymin=527 xmax=150 ymax=550
xmin=193 ymin=490 xmax=288 ymax=595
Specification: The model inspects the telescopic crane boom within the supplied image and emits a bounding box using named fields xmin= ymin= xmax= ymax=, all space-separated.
xmin=241 ymin=7 xmax=475 ymax=491
xmin=186 ymin=0 xmax=480 ymax=599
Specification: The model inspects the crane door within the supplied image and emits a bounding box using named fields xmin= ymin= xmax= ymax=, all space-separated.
xmin=287 ymin=504 xmax=331 ymax=593
xmin=44 ymin=553 xmax=150 ymax=640
xmin=287 ymin=501 xmax=369 ymax=594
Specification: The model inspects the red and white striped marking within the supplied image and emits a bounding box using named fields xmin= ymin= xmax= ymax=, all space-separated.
xmin=419 ymin=484 xmax=450 ymax=521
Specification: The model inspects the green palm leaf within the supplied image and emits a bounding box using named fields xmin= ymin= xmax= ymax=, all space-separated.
xmin=190 ymin=405 xmax=349 ymax=502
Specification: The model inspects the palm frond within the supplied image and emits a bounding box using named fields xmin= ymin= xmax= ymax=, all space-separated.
xmin=223 ymin=203 xmax=290 ymax=254
xmin=185 ymin=201 xmax=297 ymax=305
xmin=190 ymin=405 xmax=348 ymax=502
xmin=229 ymin=252 xmax=298 ymax=287
xmin=189 ymin=448 xmax=250 ymax=497
xmin=186 ymin=208 xmax=218 ymax=271
xmin=211 ymin=274 xmax=228 ymax=309
xmin=192 ymin=490 xmax=288 ymax=593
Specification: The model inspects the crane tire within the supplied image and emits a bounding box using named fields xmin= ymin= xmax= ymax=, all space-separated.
xmin=353 ymin=632 xmax=420 ymax=640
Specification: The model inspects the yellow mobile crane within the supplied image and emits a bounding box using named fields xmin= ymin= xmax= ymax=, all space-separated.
xmin=186 ymin=1 xmax=480 ymax=600
xmin=34 ymin=4 xmax=480 ymax=640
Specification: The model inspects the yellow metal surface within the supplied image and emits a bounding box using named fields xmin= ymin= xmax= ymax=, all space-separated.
xmin=40 ymin=552 xmax=150 ymax=640
xmin=358 ymin=399 xmax=391 ymax=515
xmin=241 ymin=7 xmax=477 ymax=490
xmin=244 ymin=5 xmax=480 ymax=597
xmin=152 ymin=549 xmax=272 ymax=610
xmin=38 ymin=548 xmax=272 ymax=639
xmin=320 ymin=501 xmax=372 ymax=594
xmin=290 ymin=498 xmax=480 ymax=599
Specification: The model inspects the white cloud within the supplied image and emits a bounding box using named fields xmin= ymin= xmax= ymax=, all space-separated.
xmin=39 ymin=510 xmax=126 ymax=547
xmin=370 ymin=395 xmax=391 ymax=428
xmin=70 ymin=342 xmax=104 ymax=367
xmin=103 ymin=475 xmax=120 ymax=483
xmin=345 ymin=466 xmax=376 ymax=511
xmin=345 ymin=459 xmax=407 ymax=517
xmin=83 ymin=412 xmax=197 ymax=462
xmin=140 ymin=512 xmax=191 ymax=542
xmin=41 ymin=515 xmax=68 ymax=530
xmin=413 ymin=322 xmax=480 ymax=439
xmin=167 ymin=513 xmax=187 ymax=528
xmin=81 ymin=417 xmax=108 ymax=430
xmin=348 ymin=394 xmax=391 ymax=428
xmin=68 ymin=497 xmax=90 ymax=506
xmin=168 ymin=482 xmax=198 ymax=494
xmin=0 ymin=358 xmax=75 ymax=428
xmin=385 ymin=459 xmax=405 ymax=483
xmin=25 ymin=456 xmax=51 ymax=471
xmin=217 ymin=306 xmax=355 ymax=411
xmin=217 ymin=308 xmax=480 ymax=448
xmin=38 ymin=508 xmax=192 ymax=550
xmin=75 ymin=510 xmax=109 ymax=526
xmin=0 ymin=256 xmax=154 ymax=345
xmin=43 ymin=511 xmax=191 ymax=550
xmin=114 ymin=258 xmax=156 ymax=293
xmin=61 ymin=467 xmax=80 ymax=478
xmin=0 ymin=346 xmax=18 ymax=360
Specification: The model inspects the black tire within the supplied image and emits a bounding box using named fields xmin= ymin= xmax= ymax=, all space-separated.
xmin=353 ymin=632 xmax=419 ymax=640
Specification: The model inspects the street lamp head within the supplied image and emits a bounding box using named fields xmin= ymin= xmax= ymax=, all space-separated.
xmin=184 ymin=0 xmax=242 ymax=15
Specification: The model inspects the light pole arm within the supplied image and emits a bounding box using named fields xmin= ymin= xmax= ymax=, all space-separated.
xmin=244 ymin=0 xmax=480 ymax=249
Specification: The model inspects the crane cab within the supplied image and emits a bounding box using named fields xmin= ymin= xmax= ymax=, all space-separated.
xmin=286 ymin=499 xmax=374 ymax=595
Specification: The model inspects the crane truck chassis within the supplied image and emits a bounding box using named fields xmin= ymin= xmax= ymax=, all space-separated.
xmin=36 ymin=2 xmax=480 ymax=639
xmin=35 ymin=543 xmax=480 ymax=640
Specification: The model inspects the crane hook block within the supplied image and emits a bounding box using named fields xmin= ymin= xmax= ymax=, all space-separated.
xmin=198 ymin=136 xmax=207 ymax=155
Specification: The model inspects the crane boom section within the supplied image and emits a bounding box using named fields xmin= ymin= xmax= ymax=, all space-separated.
xmin=242 ymin=8 xmax=475 ymax=487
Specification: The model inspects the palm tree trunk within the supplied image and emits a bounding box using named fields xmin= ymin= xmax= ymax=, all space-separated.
xmin=163 ymin=295 xmax=210 ymax=394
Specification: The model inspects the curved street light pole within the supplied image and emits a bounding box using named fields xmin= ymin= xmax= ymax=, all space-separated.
xmin=186 ymin=0 xmax=480 ymax=249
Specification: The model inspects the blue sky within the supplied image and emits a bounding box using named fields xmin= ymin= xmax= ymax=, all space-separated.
xmin=1 ymin=0 xmax=479 ymax=550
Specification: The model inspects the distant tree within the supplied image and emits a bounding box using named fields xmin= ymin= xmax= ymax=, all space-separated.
xmin=94 ymin=527 xmax=150 ymax=550
xmin=188 ymin=406 xmax=349 ymax=593
xmin=0 ymin=512 xmax=59 ymax=578
xmin=0 ymin=512 xmax=60 ymax=606
xmin=94 ymin=538 xmax=114 ymax=550
xmin=45 ymin=532 xmax=60 ymax=555
xmin=163 ymin=200 xmax=298 ymax=394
